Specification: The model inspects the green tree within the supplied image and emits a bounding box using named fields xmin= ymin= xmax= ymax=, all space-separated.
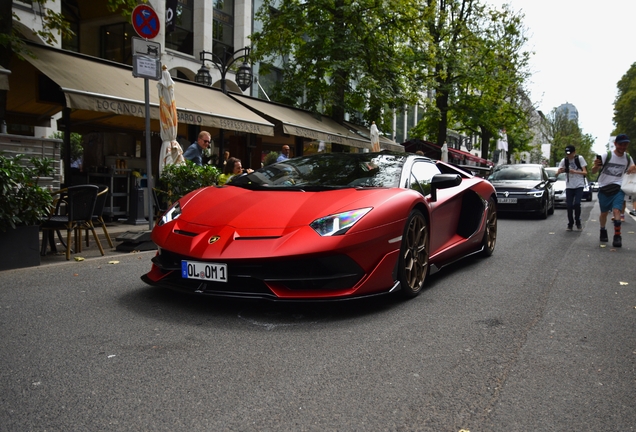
xmin=51 ymin=131 xmax=82 ymax=161
xmin=250 ymin=0 xmax=425 ymax=131
xmin=417 ymin=1 xmax=531 ymax=160
xmin=417 ymin=0 xmax=483 ymax=146
xmin=613 ymin=62 xmax=636 ymax=156
xmin=544 ymin=108 xmax=594 ymax=168
xmin=460 ymin=6 xmax=531 ymax=161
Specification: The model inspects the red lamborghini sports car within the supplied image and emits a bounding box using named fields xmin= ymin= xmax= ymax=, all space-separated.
xmin=142 ymin=152 xmax=497 ymax=300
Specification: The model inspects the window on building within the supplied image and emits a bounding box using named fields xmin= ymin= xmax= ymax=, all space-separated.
xmin=395 ymin=110 xmax=406 ymax=144
xmin=213 ymin=0 xmax=234 ymax=61
xmin=100 ymin=22 xmax=133 ymax=65
xmin=61 ymin=0 xmax=80 ymax=52
xmin=257 ymin=64 xmax=282 ymax=101
xmin=166 ymin=0 xmax=193 ymax=55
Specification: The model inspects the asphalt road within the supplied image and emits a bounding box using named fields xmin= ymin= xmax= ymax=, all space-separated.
xmin=1 ymin=197 xmax=635 ymax=431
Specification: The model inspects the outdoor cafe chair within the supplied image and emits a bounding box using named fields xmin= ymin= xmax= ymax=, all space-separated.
xmin=84 ymin=184 xmax=114 ymax=249
xmin=40 ymin=184 xmax=103 ymax=260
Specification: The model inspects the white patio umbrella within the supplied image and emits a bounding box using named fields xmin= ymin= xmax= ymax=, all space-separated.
xmin=497 ymin=130 xmax=508 ymax=165
xmin=370 ymin=121 xmax=381 ymax=152
xmin=157 ymin=65 xmax=184 ymax=177
xmin=441 ymin=142 xmax=449 ymax=162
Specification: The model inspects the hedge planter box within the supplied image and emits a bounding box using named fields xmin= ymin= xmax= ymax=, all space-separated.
xmin=0 ymin=225 xmax=41 ymax=271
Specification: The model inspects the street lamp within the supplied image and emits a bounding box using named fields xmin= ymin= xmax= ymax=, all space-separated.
xmin=195 ymin=47 xmax=253 ymax=94
xmin=194 ymin=47 xmax=253 ymax=168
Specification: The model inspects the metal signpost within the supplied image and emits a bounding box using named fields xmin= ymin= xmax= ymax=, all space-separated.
xmin=131 ymin=4 xmax=161 ymax=232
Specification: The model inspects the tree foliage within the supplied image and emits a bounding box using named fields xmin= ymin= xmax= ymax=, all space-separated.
xmin=251 ymin=0 xmax=532 ymax=157
xmin=157 ymin=161 xmax=220 ymax=206
xmin=51 ymin=131 xmax=83 ymax=161
xmin=613 ymin=62 xmax=636 ymax=156
xmin=544 ymin=108 xmax=594 ymax=168
xmin=250 ymin=0 xmax=427 ymax=131
xmin=461 ymin=5 xmax=531 ymax=160
xmin=0 ymin=153 xmax=55 ymax=231
xmin=418 ymin=1 xmax=531 ymax=160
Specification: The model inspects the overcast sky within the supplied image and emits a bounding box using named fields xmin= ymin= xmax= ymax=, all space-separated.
xmin=487 ymin=0 xmax=636 ymax=154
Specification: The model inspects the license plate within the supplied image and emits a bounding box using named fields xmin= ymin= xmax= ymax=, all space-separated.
xmin=499 ymin=198 xmax=517 ymax=204
xmin=181 ymin=260 xmax=228 ymax=282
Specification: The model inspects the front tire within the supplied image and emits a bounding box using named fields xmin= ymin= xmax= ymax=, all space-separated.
xmin=398 ymin=210 xmax=429 ymax=299
xmin=539 ymin=196 xmax=549 ymax=219
xmin=481 ymin=197 xmax=497 ymax=257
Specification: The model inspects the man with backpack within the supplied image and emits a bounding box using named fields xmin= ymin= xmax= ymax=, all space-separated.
xmin=557 ymin=145 xmax=588 ymax=231
xmin=591 ymin=134 xmax=636 ymax=247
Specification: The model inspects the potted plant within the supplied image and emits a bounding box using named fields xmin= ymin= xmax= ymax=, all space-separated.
xmin=0 ymin=153 xmax=55 ymax=271
xmin=156 ymin=161 xmax=220 ymax=206
xmin=263 ymin=151 xmax=279 ymax=166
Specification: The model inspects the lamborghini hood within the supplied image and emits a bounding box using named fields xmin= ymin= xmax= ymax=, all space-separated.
xmin=177 ymin=185 xmax=396 ymax=229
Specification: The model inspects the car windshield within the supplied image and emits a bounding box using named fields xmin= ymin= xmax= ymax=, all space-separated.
xmin=229 ymin=152 xmax=406 ymax=190
xmin=545 ymin=167 xmax=558 ymax=178
xmin=489 ymin=165 xmax=543 ymax=181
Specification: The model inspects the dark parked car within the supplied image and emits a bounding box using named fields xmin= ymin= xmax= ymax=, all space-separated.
xmin=544 ymin=166 xmax=558 ymax=180
xmin=489 ymin=163 xmax=555 ymax=219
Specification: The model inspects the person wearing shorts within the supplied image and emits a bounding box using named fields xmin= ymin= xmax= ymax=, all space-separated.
xmin=591 ymin=134 xmax=636 ymax=247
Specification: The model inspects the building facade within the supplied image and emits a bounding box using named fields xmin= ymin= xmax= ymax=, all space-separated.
xmin=7 ymin=0 xmax=399 ymax=191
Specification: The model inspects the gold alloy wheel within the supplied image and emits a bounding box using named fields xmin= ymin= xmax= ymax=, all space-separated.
xmin=400 ymin=210 xmax=429 ymax=298
xmin=482 ymin=197 xmax=497 ymax=256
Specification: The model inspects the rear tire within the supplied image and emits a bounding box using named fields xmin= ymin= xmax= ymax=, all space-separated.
xmin=398 ymin=210 xmax=429 ymax=299
xmin=481 ymin=198 xmax=497 ymax=257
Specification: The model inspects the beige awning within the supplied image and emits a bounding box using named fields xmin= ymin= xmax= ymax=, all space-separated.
xmin=232 ymin=95 xmax=372 ymax=150
xmin=0 ymin=65 xmax=9 ymax=91
xmin=21 ymin=45 xmax=274 ymax=136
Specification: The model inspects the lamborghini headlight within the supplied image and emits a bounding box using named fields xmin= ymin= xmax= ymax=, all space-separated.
xmin=310 ymin=208 xmax=372 ymax=236
xmin=158 ymin=201 xmax=182 ymax=226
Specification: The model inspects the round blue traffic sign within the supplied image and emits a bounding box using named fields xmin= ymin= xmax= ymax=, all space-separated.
xmin=132 ymin=5 xmax=160 ymax=39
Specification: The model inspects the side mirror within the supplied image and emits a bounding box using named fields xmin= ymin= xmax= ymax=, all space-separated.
xmin=430 ymin=174 xmax=461 ymax=201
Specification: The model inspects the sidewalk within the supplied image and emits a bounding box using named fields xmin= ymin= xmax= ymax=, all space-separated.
xmin=39 ymin=220 xmax=156 ymax=267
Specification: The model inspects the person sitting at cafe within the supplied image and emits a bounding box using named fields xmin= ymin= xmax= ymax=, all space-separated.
xmin=277 ymin=145 xmax=290 ymax=162
xmin=218 ymin=157 xmax=253 ymax=185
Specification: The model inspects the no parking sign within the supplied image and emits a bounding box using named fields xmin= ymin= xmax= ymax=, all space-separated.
xmin=131 ymin=4 xmax=160 ymax=39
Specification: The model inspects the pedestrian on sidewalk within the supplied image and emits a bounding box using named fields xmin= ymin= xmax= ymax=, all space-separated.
xmin=591 ymin=133 xmax=636 ymax=247
xmin=557 ymin=145 xmax=587 ymax=231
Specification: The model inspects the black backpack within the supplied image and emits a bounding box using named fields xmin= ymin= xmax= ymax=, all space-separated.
xmin=564 ymin=155 xmax=584 ymax=182
xmin=564 ymin=155 xmax=582 ymax=171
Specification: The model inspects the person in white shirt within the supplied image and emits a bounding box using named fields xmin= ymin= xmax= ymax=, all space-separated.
xmin=591 ymin=134 xmax=636 ymax=247
xmin=557 ymin=145 xmax=587 ymax=231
